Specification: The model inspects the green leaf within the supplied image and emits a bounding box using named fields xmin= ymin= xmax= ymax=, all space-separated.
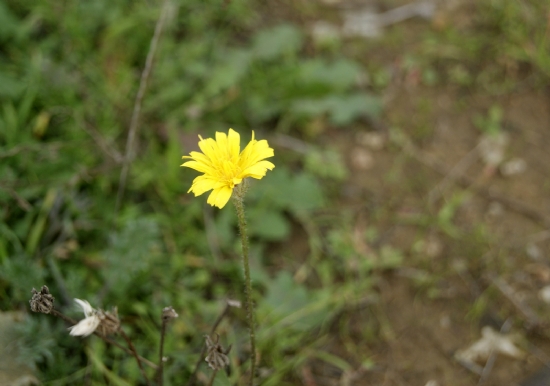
xmin=287 ymin=173 xmax=324 ymax=213
xmin=0 ymin=254 xmax=44 ymax=303
xmin=204 ymin=49 xmax=252 ymax=96
xmin=291 ymin=93 xmax=382 ymax=126
xmin=0 ymin=2 xmax=21 ymax=41
xmin=252 ymin=24 xmax=303 ymax=60
xmin=102 ymin=217 xmax=161 ymax=295
xmin=86 ymin=347 xmax=133 ymax=386
xmin=212 ymin=370 xmax=232 ymax=386
xmin=298 ymin=58 xmax=362 ymax=91
xmin=249 ymin=209 xmax=290 ymax=241
xmin=328 ymin=93 xmax=382 ymax=125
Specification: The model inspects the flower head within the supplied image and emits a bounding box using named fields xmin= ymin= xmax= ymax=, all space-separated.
xmin=181 ymin=129 xmax=275 ymax=208
xmin=69 ymin=299 xmax=100 ymax=337
xmin=29 ymin=285 xmax=55 ymax=314
xmin=204 ymin=334 xmax=231 ymax=370
xmin=68 ymin=299 xmax=120 ymax=337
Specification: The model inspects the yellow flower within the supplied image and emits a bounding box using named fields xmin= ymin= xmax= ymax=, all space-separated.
xmin=181 ymin=129 xmax=275 ymax=208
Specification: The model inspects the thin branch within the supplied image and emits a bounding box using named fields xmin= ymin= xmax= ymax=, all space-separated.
xmin=158 ymin=306 xmax=178 ymax=386
xmin=50 ymin=309 xmax=158 ymax=369
xmin=115 ymin=0 xmax=172 ymax=213
xmin=0 ymin=184 xmax=32 ymax=211
xmin=119 ymin=328 xmax=151 ymax=386
xmin=477 ymin=318 xmax=512 ymax=385
xmin=428 ymin=142 xmax=481 ymax=204
xmin=158 ymin=318 xmax=168 ymax=386
xmin=187 ymin=301 xmax=232 ymax=386
xmin=81 ymin=120 xmax=123 ymax=163
xmin=488 ymin=273 xmax=543 ymax=329
xmin=207 ymin=370 xmax=218 ymax=386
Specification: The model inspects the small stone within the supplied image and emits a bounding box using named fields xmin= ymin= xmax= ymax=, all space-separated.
xmin=526 ymin=243 xmax=542 ymax=260
xmin=350 ymin=147 xmax=374 ymax=170
xmin=487 ymin=201 xmax=504 ymax=217
xmin=424 ymin=235 xmax=443 ymax=258
xmin=357 ymin=132 xmax=385 ymax=150
xmin=500 ymin=158 xmax=527 ymax=176
xmin=478 ymin=132 xmax=509 ymax=168
xmin=310 ymin=21 xmax=340 ymax=45
xmin=539 ymin=286 xmax=550 ymax=304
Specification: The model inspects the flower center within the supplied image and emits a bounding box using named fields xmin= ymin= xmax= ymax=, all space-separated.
xmin=219 ymin=159 xmax=242 ymax=188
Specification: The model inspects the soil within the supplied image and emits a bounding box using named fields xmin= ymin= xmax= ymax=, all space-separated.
xmin=270 ymin=0 xmax=550 ymax=385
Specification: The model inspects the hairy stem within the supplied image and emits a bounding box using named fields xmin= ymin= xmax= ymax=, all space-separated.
xmin=233 ymin=185 xmax=256 ymax=386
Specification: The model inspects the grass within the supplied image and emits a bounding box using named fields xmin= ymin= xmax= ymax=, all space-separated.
xmin=1 ymin=0 xmax=550 ymax=384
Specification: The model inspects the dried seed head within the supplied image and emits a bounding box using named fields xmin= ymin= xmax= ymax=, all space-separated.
xmin=204 ymin=334 xmax=231 ymax=371
xmin=30 ymin=286 xmax=55 ymax=314
xmin=69 ymin=299 xmax=120 ymax=337
xmin=162 ymin=306 xmax=178 ymax=322
xmin=96 ymin=308 xmax=120 ymax=336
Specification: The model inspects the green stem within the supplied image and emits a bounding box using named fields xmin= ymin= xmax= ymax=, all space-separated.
xmin=233 ymin=184 xmax=256 ymax=386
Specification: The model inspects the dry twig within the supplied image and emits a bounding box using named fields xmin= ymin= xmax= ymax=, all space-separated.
xmin=50 ymin=309 xmax=158 ymax=369
xmin=392 ymin=129 xmax=550 ymax=228
xmin=115 ymin=0 xmax=172 ymax=213
xmin=488 ymin=273 xmax=543 ymax=329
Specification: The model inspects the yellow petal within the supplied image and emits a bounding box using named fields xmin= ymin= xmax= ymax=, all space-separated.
xmin=207 ymin=186 xmax=233 ymax=208
xmin=241 ymin=160 xmax=275 ymax=179
xmin=227 ymin=128 xmax=241 ymax=161
xmin=239 ymin=138 xmax=274 ymax=170
xmin=198 ymin=137 xmax=218 ymax=161
xmin=181 ymin=160 xmax=217 ymax=174
xmin=215 ymin=131 xmax=229 ymax=159
xmin=188 ymin=175 xmax=218 ymax=196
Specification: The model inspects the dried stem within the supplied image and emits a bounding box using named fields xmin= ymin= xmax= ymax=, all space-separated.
xmin=233 ymin=184 xmax=256 ymax=386
xmin=158 ymin=318 xmax=167 ymax=386
xmin=477 ymin=318 xmax=512 ymax=385
xmin=50 ymin=309 xmax=158 ymax=370
xmin=158 ymin=306 xmax=178 ymax=386
xmin=488 ymin=273 xmax=543 ymax=328
xmin=115 ymin=0 xmax=171 ymax=213
xmin=119 ymin=329 xmax=151 ymax=386
xmin=187 ymin=302 xmax=231 ymax=386
xmin=207 ymin=370 xmax=218 ymax=386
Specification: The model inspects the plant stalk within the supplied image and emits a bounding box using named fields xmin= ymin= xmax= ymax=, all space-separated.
xmin=50 ymin=309 xmax=157 ymax=369
xmin=120 ymin=329 xmax=151 ymax=386
xmin=233 ymin=184 xmax=256 ymax=386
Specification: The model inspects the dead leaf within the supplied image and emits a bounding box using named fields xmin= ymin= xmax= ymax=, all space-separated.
xmin=455 ymin=326 xmax=524 ymax=364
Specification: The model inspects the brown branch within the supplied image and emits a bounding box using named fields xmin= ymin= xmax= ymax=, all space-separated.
xmin=115 ymin=0 xmax=172 ymax=213
xmin=120 ymin=328 xmax=151 ymax=386
xmin=488 ymin=273 xmax=543 ymax=329
xmin=186 ymin=301 xmax=232 ymax=386
xmin=50 ymin=309 xmax=158 ymax=370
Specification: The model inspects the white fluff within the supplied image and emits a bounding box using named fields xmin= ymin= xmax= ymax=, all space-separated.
xmin=68 ymin=299 xmax=100 ymax=337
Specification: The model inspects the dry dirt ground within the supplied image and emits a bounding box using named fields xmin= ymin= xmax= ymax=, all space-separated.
xmin=268 ymin=1 xmax=550 ymax=385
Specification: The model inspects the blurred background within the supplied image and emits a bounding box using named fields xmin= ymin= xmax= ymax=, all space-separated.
xmin=1 ymin=0 xmax=550 ymax=385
